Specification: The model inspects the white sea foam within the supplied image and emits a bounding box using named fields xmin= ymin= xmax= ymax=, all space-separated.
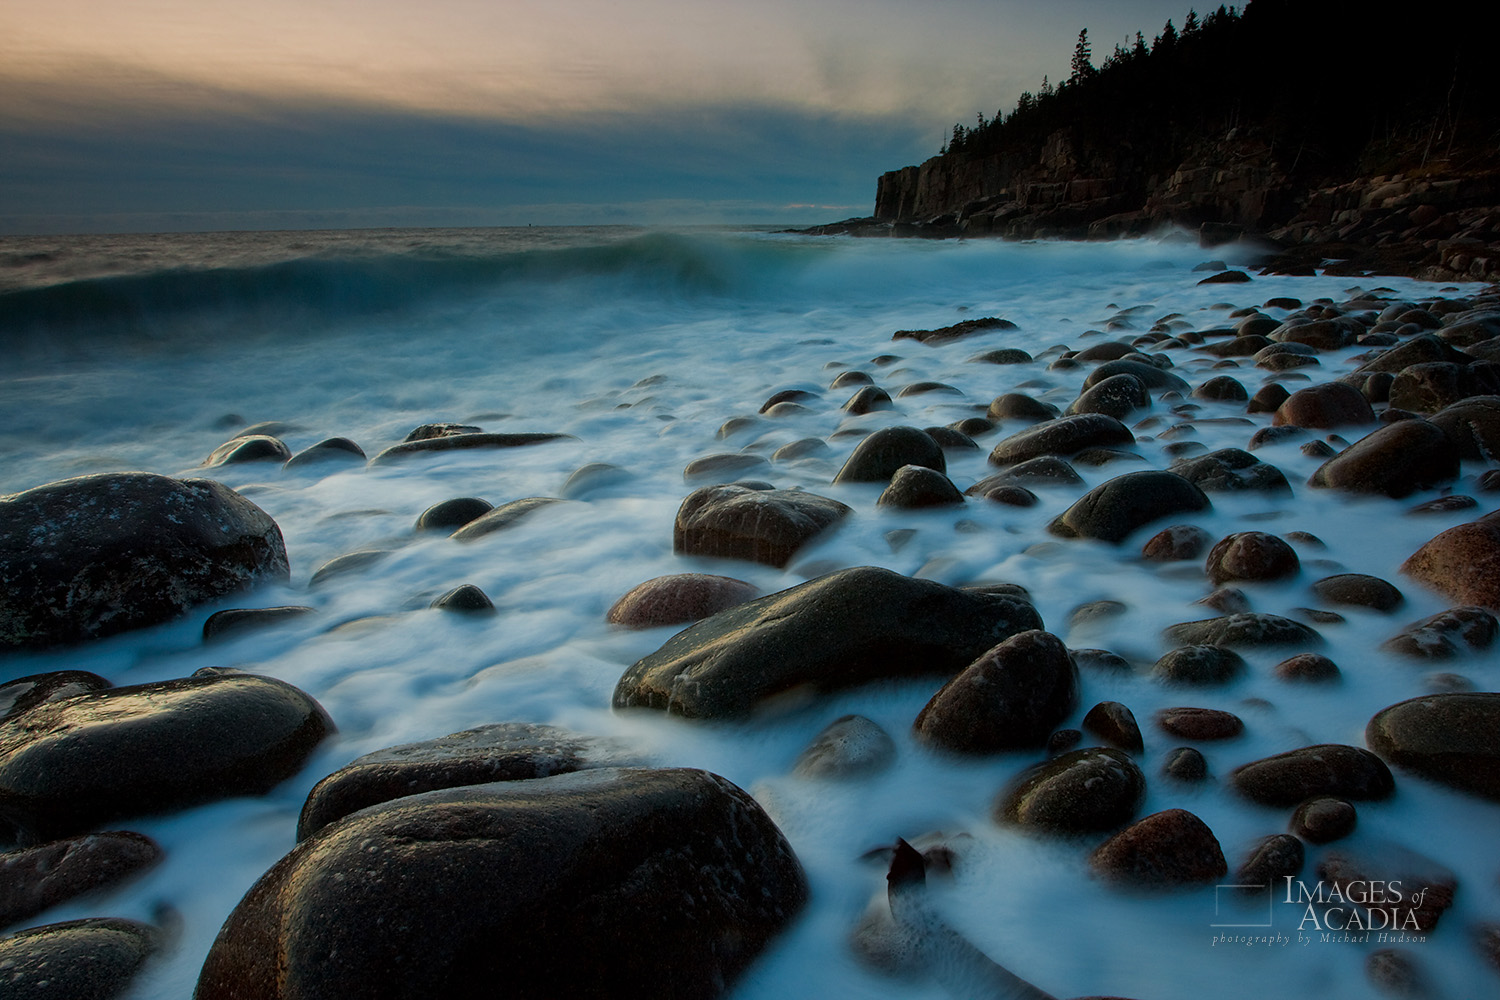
xmin=1 ymin=228 xmax=1497 ymax=998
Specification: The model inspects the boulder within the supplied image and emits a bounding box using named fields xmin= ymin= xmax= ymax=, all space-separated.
xmin=202 ymin=606 xmax=315 ymax=642
xmin=682 ymin=454 xmax=773 ymax=483
xmin=1381 ymin=606 xmax=1498 ymax=659
xmin=1308 ymin=419 xmax=1460 ymax=497
xmin=205 ymin=434 xmax=291 ymax=466
xmin=1171 ymin=448 xmax=1290 ymax=494
xmin=1164 ymin=613 xmax=1320 ymax=649
xmin=833 ymin=427 xmax=945 ymax=483
xmin=415 ymin=497 xmax=493 ymax=532
xmin=988 ymin=414 xmax=1133 ymax=466
xmin=987 ymin=393 xmax=1060 ymax=422
xmin=1065 ymin=374 xmax=1149 ymax=420
xmin=1141 ymin=524 xmax=1212 ymax=562
xmin=1365 ymin=692 xmax=1500 ymax=801
xmin=613 ymin=567 xmax=1041 ymax=719
xmin=429 ymin=584 xmax=494 ymax=614
xmin=1290 ymin=797 xmax=1357 ymax=843
xmin=607 ymin=574 xmax=759 ymax=628
xmin=1389 ymin=361 xmax=1500 ymax=413
xmin=1272 ymin=382 xmax=1375 ymax=428
xmin=1427 ymin=395 xmax=1500 ymax=460
xmin=892 ymin=316 xmax=1015 ymax=344
xmin=1081 ymin=701 xmax=1143 ymax=753
xmin=0 ymin=918 xmax=162 ymax=1000
xmin=876 ymin=465 xmax=965 ymax=509
xmin=843 ymin=385 xmax=895 ymax=414
xmin=0 ymin=830 xmax=162 ymax=929
xmin=370 ymin=432 xmax=573 ymax=464
xmin=1311 ymin=574 xmax=1404 ymax=613
xmin=1230 ymin=744 xmax=1395 ymax=806
xmin=1317 ymin=842 xmax=1457 ymax=931
xmin=197 ymin=768 xmax=808 ymax=1000
xmin=1047 ymin=471 xmax=1210 ymax=544
xmin=1089 ymin=809 xmax=1227 ymax=886
xmin=1151 ymin=645 xmax=1247 ymax=685
xmin=966 ymin=457 xmax=1083 ymax=493
xmin=283 ymin=437 xmax=365 ymax=469
xmin=1155 ymin=707 xmax=1244 ymax=741
xmin=1354 ymin=333 xmax=1473 ymax=374
xmin=1205 ymin=531 xmax=1300 ymax=585
xmin=297 ymin=722 xmax=639 ymax=840
xmin=1274 ymin=652 xmax=1342 ymax=682
xmin=994 ymin=747 xmax=1146 ymax=835
xmin=0 ymin=671 xmax=112 ymax=718
xmin=913 ymin=630 xmax=1078 ymax=753
xmin=792 ymin=715 xmax=897 ymax=779
xmin=1081 ymin=360 xmax=1189 ymax=393
xmin=1235 ymin=834 xmax=1305 ymax=890
xmin=0 ymin=669 xmax=333 ymax=841
xmin=1401 ymin=516 xmax=1500 ymax=609
xmin=671 ymin=486 xmax=850 ymax=568
xmin=1192 ymin=375 xmax=1249 ymax=402
xmin=0 ymin=473 xmax=288 ymax=651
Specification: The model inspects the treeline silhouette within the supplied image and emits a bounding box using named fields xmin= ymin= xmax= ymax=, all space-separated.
xmin=938 ymin=1 xmax=1495 ymax=191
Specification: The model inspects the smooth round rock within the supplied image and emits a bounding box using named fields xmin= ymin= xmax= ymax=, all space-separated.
xmin=198 ymin=768 xmax=808 ymax=1000
xmin=1308 ymin=419 xmax=1460 ymax=498
xmin=0 ymin=830 xmax=163 ymax=929
xmin=793 ymin=715 xmax=897 ymax=779
xmin=671 ymin=486 xmax=850 ymax=569
xmin=449 ymin=498 xmax=567 ymax=541
xmin=1082 ymin=701 xmax=1144 ymax=753
xmin=1311 ymin=574 xmax=1404 ymax=613
xmin=1163 ymin=747 xmax=1209 ymax=782
xmin=0 ymin=670 xmax=334 ymax=841
xmin=913 ymin=630 xmax=1078 ymax=753
xmin=203 ymin=606 xmax=316 ymax=643
xmin=1205 ymin=531 xmax=1300 ymax=586
xmin=205 ymin=434 xmax=292 ymax=466
xmin=1401 ymin=517 xmax=1500 ymax=610
xmin=1381 ymin=606 xmax=1498 ymax=659
xmin=1291 ymin=797 xmax=1357 ymax=843
xmin=1230 ymin=744 xmax=1395 ymax=806
xmin=1048 ymin=471 xmax=1210 ymax=544
xmin=1141 ymin=524 xmax=1212 ymax=562
xmin=430 ymin=584 xmax=495 ymax=614
xmin=1151 ymin=645 xmax=1247 ymax=686
xmin=1365 ymin=692 xmax=1500 ymax=801
xmin=0 ymin=473 xmax=289 ymax=650
xmin=606 ymin=574 xmax=759 ymax=629
xmin=834 ymin=427 xmax=945 ymax=483
xmin=1235 ymin=834 xmax=1305 ymax=890
xmin=415 ymin=497 xmax=493 ymax=531
xmin=1274 ymin=652 xmax=1342 ymax=682
xmin=989 ymin=414 xmax=1133 ymax=467
xmin=1089 ymin=808 xmax=1227 ymax=887
xmin=1170 ymin=448 xmax=1291 ymax=494
xmin=1155 ymin=707 xmax=1244 ymax=741
xmin=1272 ymin=382 xmax=1375 ymax=428
xmin=876 ymin=465 xmax=965 ymax=509
xmin=995 ymin=747 xmax=1146 ymax=835
xmin=0 ymin=918 xmax=162 ymax=1000
xmin=1163 ymin=613 xmax=1322 ymax=649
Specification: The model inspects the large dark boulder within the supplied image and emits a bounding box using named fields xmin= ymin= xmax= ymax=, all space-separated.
xmin=1089 ymin=809 xmax=1227 ymax=887
xmin=1427 ymin=395 xmax=1500 ymax=460
xmin=1272 ymin=382 xmax=1375 ymax=429
xmin=1307 ymin=419 xmax=1460 ymax=498
xmin=1047 ymin=471 xmax=1210 ymax=544
xmin=988 ymin=414 xmax=1134 ymax=466
xmin=1389 ymin=361 xmax=1500 ymax=413
xmin=0 ymin=918 xmax=162 ymax=1000
xmin=1381 ymin=606 xmax=1498 ymax=659
xmin=196 ymin=768 xmax=808 ymax=1000
xmin=1170 ymin=448 xmax=1290 ymax=495
xmin=912 ymin=630 xmax=1077 ymax=753
xmin=0 ymin=830 xmax=162 ymax=929
xmin=1401 ymin=516 xmax=1500 ymax=610
xmin=1065 ymin=374 xmax=1149 ymax=420
xmin=1081 ymin=359 xmax=1189 ymax=393
xmin=833 ymin=427 xmax=945 ymax=484
xmin=1163 ymin=613 xmax=1321 ymax=648
xmin=1366 ymin=693 xmax=1500 ymax=801
xmin=672 ymin=485 xmax=850 ymax=568
xmin=1230 ymin=744 xmax=1395 ymax=806
xmin=0 ymin=473 xmax=289 ymax=650
xmin=613 ymin=567 xmax=1042 ymax=719
xmin=298 ymin=723 xmax=639 ymax=840
xmin=0 ymin=669 xmax=333 ymax=842
xmin=994 ymin=747 xmax=1146 ymax=835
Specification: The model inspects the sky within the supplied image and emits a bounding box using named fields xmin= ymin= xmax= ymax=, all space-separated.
xmin=1 ymin=1 xmax=1203 ymax=234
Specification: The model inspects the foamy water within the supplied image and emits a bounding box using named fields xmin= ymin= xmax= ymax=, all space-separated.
xmin=1 ymin=228 xmax=1497 ymax=998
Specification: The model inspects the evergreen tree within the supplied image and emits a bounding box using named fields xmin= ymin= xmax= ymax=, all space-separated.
xmin=1184 ymin=9 xmax=1200 ymax=34
xmin=1070 ymin=29 xmax=1095 ymax=82
xmin=1039 ymin=75 xmax=1054 ymax=99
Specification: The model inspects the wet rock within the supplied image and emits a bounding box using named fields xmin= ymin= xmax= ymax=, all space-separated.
xmin=1198 ymin=270 xmax=1250 ymax=285
xmin=371 ymin=432 xmax=573 ymax=464
xmin=897 ymin=381 xmax=961 ymax=398
xmin=1164 ymin=613 xmax=1321 ymax=649
xmin=0 ymin=473 xmax=289 ymax=650
xmin=1407 ymin=494 xmax=1478 ymax=515
xmin=1365 ymin=692 xmax=1500 ymax=801
xmin=205 ymin=434 xmax=291 ymax=466
xmin=988 ymin=414 xmax=1133 ymax=466
xmin=1248 ymin=383 xmax=1292 ymax=414
xmin=994 ymin=747 xmax=1146 ymax=835
xmin=760 ymin=389 xmax=818 ymax=412
xmin=830 ymin=370 xmax=874 ymax=389
xmin=968 ymin=348 xmax=1033 ymax=365
xmin=1290 ymin=797 xmax=1356 ymax=844
xmin=843 ymin=385 xmax=894 ymax=415
xmin=834 ymin=427 xmax=945 ymax=484
xmin=415 ymin=496 xmax=492 ymax=531
xmin=1066 ymin=374 xmax=1149 ymax=420
xmin=1193 ymin=375 xmax=1249 ymax=402
xmin=1400 ymin=516 xmax=1500 ymax=610
xmin=308 ymin=548 xmax=388 ymax=586
xmin=876 ymin=465 xmax=965 ymax=509
xmin=283 ymin=437 xmax=365 ymax=469
xmin=202 ymin=605 xmax=316 ymax=642
xmin=0 ymin=671 xmax=112 ymax=720
xmin=893 ymin=316 xmax=1015 ymax=344
xmin=913 ymin=630 xmax=1078 ymax=754
xmin=1317 ymin=842 xmax=1456 ymax=931
xmin=670 ymin=485 xmax=849 ymax=569
xmin=921 ymin=426 xmax=980 ymax=452
xmin=1082 ymin=701 xmax=1143 ymax=753
xmin=683 ymin=453 xmax=773 ymax=483
xmin=974 ymin=483 xmax=1039 ymax=506
xmin=1082 ymin=360 xmax=1189 ymax=394
xmin=1151 ymin=645 xmax=1247 ymax=686
xmin=297 ymin=723 xmax=637 ymax=840
xmin=1390 ymin=361 xmax=1500 ymax=413
xmin=1198 ymin=335 xmax=1270 ymax=358
xmin=199 ymin=768 xmax=808 ymax=1000
xmin=0 ymin=670 xmax=333 ymax=842
xmin=1230 ymin=744 xmax=1395 ymax=807
xmin=772 ymin=438 xmax=831 ymax=462
xmin=429 ymin=584 xmax=494 ymax=614
xmin=1141 ymin=524 xmax=1212 ymax=562
xmin=403 ymin=422 xmax=481 ymax=441
xmin=1048 ymin=729 xmax=1084 ymax=755
xmin=607 ymin=574 xmax=758 ymax=629
xmin=987 ymin=393 xmax=1060 ymax=422
xmin=966 ymin=457 xmax=1084 ymax=493
xmin=1073 ymin=341 xmax=1136 ymax=362
xmin=1355 ymin=333 xmax=1473 ymax=374
xmin=449 ymin=497 xmax=568 ymax=541
xmin=1163 ymin=747 xmax=1209 ymax=782
xmin=1171 ymin=448 xmax=1291 ymax=495
xmin=0 ymin=917 xmax=162 ymax=1000
xmin=1311 ymin=574 xmax=1404 ymax=613
xmin=1048 ymin=471 xmax=1210 ymax=544
xmin=559 ymin=462 xmax=630 ymax=498
xmin=1090 ymin=809 xmax=1227 ymax=887
xmin=1308 ymin=419 xmax=1460 ymax=498
xmin=1072 ymin=648 xmax=1132 ymax=673
xmin=1274 ymin=652 xmax=1342 ymax=682
xmin=793 ymin=715 xmax=897 ymax=779
xmin=1270 ymin=317 xmax=1363 ymax=350
xmin=613 ymin=567 xmax=1041 ymax=719
xmin=1381 ymin=606 xmax=1498 ymax=659
xmin=1198 ymin=587 xmax=1251 ymax=615
xmin=1205 ymin=531 xmax=1300 ymax=586
xmin=0 ymin=830 xmax=162 ymax=929
xmin=1155 ymin=707 xmax=1243 ymax=741
xmin=1235 ymin=834 xmax=1305 ymax=890
xmin=1427 ymin=395 xmax=1500 ymax=460
xmin=1272 ymin=381 xmax=1376 ymax=429
xmin=1068 ymin=600 xmax=1127 ymax=630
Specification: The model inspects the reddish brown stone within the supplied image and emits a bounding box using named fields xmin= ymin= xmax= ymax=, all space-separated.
xmin=1089 ymin=808 xmax=1227 ymax=887
xmin=1205 ymin=531 xmax=1300 ymax=585
xmin=1401 ymin=516 xmax=1500 ymax=610
xmin=1272 ymin=382 xmax=1376 ymax=428
xmin=607 ymin=574 xmax=759 ymax=629
xmin=1155 ymin=707 xmax=1244 ymax=741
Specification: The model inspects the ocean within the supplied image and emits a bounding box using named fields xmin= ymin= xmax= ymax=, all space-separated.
xmin=1 ymin=226 xmax=1497 ymax=998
